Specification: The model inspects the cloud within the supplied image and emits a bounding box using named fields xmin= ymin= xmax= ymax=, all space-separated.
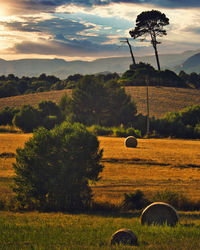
xmin=27 ymin=0 xmax=200 ymax=8
xmin=10 ymin=38 xmax=128 ymax=58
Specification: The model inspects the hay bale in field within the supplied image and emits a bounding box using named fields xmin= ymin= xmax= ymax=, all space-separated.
xmin=110 ymin=228 xmax=138 ymax=246
xmin=141 ymin=202 xmax=179 ymax=226
xmin=125 ymin=136 xmax=137 ymax=148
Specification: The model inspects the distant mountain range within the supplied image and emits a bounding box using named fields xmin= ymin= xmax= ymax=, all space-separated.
xmin=174 ymin=53 xmax=200 ymax=74
xmin=0 ymin=49 xmax=200 ymax=79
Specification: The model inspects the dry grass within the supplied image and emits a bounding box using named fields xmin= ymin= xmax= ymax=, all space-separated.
xmin=1 ymin=87 xmax=200 ymax=118
xmin=1 ymin=133 xmax=200 ymax=207
xmin=0 ymin=89 xmax=71 ymax=110
xmin=94 ymin=137 xmax=200 ymax=205
xmin=126 ymin=86 xmax=200 ymax=118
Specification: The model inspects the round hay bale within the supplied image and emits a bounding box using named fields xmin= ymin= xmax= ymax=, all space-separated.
xmin=141 ymin=202 xmax=179 ymax=226
xmin=125 ymin=136 xmax=137 ymax=148
xmin=110 ymin=228 xmax=138 ymax=246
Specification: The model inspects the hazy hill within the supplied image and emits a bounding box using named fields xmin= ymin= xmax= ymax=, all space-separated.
xmin=0 ymin=49 xmax=199 ymax=79
xmin=1 ymin=86 xmax=200 ymax=118
xmin=175 ymin=53 xmax=200 ymax=73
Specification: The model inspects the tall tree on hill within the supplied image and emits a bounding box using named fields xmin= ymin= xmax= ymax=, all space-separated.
xmin=129 ymin=10 xmax=169 ymax=71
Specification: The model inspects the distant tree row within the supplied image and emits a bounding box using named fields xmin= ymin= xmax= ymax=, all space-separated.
xmin=150 ymin=105 xmax=200 ymax=138
xmin=0 ymin=68 xmax=200 ymax=99
xmin=119 ymin=63 xmax=200 ymax=89
xmin=0 ymin=73 xmax=120 ymax=98
xmin=0 ymin=76 xmax=136 ymax=131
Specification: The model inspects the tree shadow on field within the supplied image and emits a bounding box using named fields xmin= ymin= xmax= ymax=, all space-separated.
xmin=80 ymin=210 xmax=142 ymax=219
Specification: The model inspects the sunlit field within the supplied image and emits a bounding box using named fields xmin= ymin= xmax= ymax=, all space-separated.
xmin=1 ymin=134 xmax=200 ymax=205
xmin=1 ymin=86 xmax=200 ymax=118
xmin=1 ymin=134 xmax=200 ymax=249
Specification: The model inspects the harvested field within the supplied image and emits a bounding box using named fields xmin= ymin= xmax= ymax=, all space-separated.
xmin=0 ymin=89 xmax=71 ymax=110
xmin=1 ymin=87 xmax=200 ymax=118
xmin=126 ymin=86 xmax=200 ymax=118
xmin=0 ymin=133 xmax=200 ymax=206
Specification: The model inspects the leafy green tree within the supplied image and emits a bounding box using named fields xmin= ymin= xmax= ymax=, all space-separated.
xmin=129 ymin=10 xmax=169 ymax=71
xmin=59 ymin=94 xmax=73 ymax=121
xmin=0 ymin=81 xmax=20 ymax=98
xmin=104 ymin=80 xmax=137 ymax=126
xmin=180 ymin=105 xmax=200 ymax=127
xmin=70 ymin=75 xmax=108 ymax=125
xmin=61 ymin=75 xmax=137 ymax=126
xmin=0 ymin=107 xmax=19 ymax=125
xmin=38 ymin=100 xmax=62 ymax=129
xmin=13 ymin=122 xmax=103 ymax=211
xmin=13 ymin=105 xmax=40 ymax=132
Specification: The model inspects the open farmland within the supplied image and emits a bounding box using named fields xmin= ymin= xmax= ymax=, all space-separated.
xmin=1 ymin=86 xmax=200 ymax=118
xmin=1 ymin=134 xmax=200 ymax=249
xmin=1 ymin=133 xmax=200 ymax=205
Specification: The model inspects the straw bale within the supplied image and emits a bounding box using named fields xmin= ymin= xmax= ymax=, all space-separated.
xmin=125 ymin=136 xmax=137 ymax=148
xmin=110 ymin=228 xmax=138 ymax=246
xmin=141 ymin=202 xmax=179 ymax=226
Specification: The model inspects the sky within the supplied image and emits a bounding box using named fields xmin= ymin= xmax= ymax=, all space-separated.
xmin=0 ymin=0 xmax=200 ymax=61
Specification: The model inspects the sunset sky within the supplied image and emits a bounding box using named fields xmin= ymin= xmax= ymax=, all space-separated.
xmin=0 ymin=0 xmax=200 ymax=61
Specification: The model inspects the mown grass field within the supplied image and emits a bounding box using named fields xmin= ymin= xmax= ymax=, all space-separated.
xmin=1 ymin=86 xmax=200 ymax=118
xmin=1 ymin=134 xmax=200 ymax=249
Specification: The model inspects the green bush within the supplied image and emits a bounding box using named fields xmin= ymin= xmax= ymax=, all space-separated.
xmin=0 ymin=107 xmax=19 ymax=125
xmin=194 ymin=124 xmax=200 ymax=138
xmin=126 ymin=127 xmax=142 ymax=138
xmin=13 ymin=122 xmax=103 ymax=211
xmin=121 ymin=190 xmax=149 ymax=210
xmin=12 ymin=105 xmax=40 ymax=132
xmin=152 ymin=190 xmax=199 ymax=210
xmin=113 ymin=127 xmax=127 ymax=137
xmin=88 ymin=125 xmax=113 ymax=136
xmin=113 ymin=126 xmax=141 ymax=138
xmin=151 ymin=106 xmax=200 ymax=139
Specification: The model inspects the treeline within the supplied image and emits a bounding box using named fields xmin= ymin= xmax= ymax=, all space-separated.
xmin=119 ymin=63 xmax=200 ymax=88
xmin=150 ymin=105 xmax=200 ymax=138
xmin=0 ymin=73 xmax=119 ymax=98
xmin=1 ymin=64 xmax=200 ymax=99
xmin=0 ymin=76 xmax=137 ymax=132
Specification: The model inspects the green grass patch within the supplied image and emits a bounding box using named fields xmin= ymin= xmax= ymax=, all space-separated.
xmin=0 ymin=212 xmax=200 ymax=249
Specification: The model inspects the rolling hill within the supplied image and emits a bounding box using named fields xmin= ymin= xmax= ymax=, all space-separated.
xmin=0 ymin=49 xmax=199 ymax=78
xmin=1 ymin=86 xmax=200 ymax=118
xmin=175 ymin=53 xmax=200 ymax=73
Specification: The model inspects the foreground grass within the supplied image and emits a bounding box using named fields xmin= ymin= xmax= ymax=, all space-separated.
xmin=1 ymin=211 xmax=200 ymax=249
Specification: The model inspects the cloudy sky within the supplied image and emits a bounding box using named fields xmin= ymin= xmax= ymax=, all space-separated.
xmin=0 ymin=0 xmax=200 ymax=61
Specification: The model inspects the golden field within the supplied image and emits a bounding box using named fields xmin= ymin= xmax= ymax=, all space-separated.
xmin=1 ymin=86 xmax=200 ymax=118
xmin=1 ymin=133 xmax=200 ymax=205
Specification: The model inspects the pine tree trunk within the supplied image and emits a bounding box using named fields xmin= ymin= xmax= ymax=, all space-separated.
xmin=154 ymin=44 xmax=161 ymax=71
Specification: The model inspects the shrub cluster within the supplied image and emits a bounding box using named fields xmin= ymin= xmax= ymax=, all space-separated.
xmin=119 ymin=62 xmax=200 ymax=89
xmin=121 ymin=189 xmax=200 ymax=211
xmin=0 ymin=73 xmax=120 ymax=98
xmin=151 ymin=105 xmax=200 ymax=138
xmin=12 ymin=101 xmax=62 ymax=132
xmin=119 ymin=63 xmax=188 ymax=88
xmin=88 ymin=125 xmax=141 ymax=138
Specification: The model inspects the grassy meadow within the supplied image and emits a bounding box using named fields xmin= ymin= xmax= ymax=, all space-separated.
xmin=1 ymin=133 xmax=200 ymax=248
xmin=1 ymin=86 xmax=200 ymax=118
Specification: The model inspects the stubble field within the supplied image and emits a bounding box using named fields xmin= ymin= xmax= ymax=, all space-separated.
xmin=1 ymin=133 xmax=200 ymax=205
xmin=1 ymin=86 xmax=200 ymax=118
xmin=1 ymin=134 xmax=200 ymax=249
